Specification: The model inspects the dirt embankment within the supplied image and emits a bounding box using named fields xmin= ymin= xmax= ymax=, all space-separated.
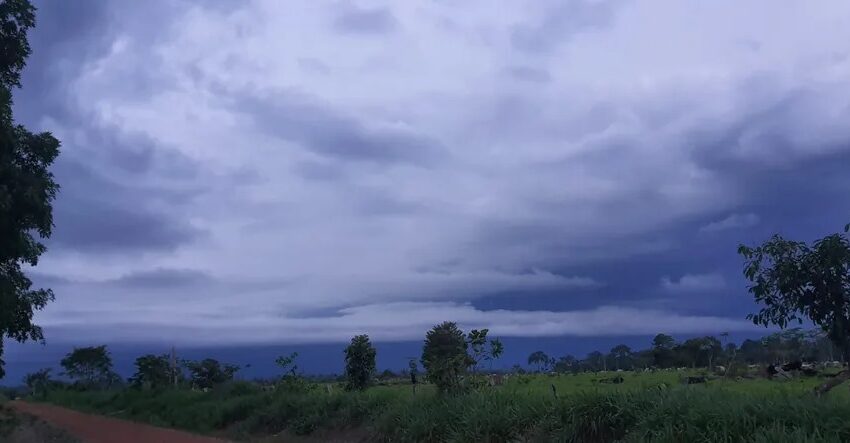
xmin=1 ymin=402 xmax=79 ymax=443
xmin=8 ymin=400 xmax=228 ymax=443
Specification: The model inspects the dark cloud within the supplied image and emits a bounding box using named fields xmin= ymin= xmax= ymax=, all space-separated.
xmin=237 ymin=92 xmax=445 ymax=165
xmin=511 ymin=0 xmax=624 ymax=54
xmin=52 ymin=200 xmax=204 ymax=254
xmin=14 ymin=1 xmax=113 ymax=124
xmin=332 ymin=6 xmax=396 ymax=34
xmin=14 ymin=3 xmax=214 ymax=256
xmin=110 ymin=269 xmax=214 ymax=289
xmin=48 ymin=158 xmax=206 ymax=254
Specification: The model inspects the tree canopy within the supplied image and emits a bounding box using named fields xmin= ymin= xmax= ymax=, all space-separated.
xmin=421 ymin=321 xmax=470 ymax=393
xmin=0 ymin=0 xmax=61 ymax=380
xmin=344 ymin=334 xmax=376 ymax=391
xmin=739 ymin=224 xmax=850 ymax=363
xmin=60 ymin=346 xmax=119 ymax=389
xmin=129 ymin=354 xmax=174 ymax=390
xmin=184 ymin=358 xmax=239 ymax=389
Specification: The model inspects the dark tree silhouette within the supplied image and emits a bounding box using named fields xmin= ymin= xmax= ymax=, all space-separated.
xmin=344 ymin=334 xmax=376 ymax=391
xmin=0 ymin=0 xmax=61 ymax=379
xmin=740 ymin=223 xmax=850 ymax=395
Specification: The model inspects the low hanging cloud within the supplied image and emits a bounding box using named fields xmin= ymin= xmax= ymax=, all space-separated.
xmin=699 ymin=213 xmax=760 ymax=233
xmin=40 ymin=301 xmax=757 ymax=346
xmin=660 ymin=273 xmax=726 ymax=293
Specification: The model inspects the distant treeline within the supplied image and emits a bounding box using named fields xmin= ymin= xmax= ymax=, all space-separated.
xmin=524 ymin=328 xmax=844 ymax=374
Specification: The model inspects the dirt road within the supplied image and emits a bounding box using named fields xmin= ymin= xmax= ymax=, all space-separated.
xmin=9 ymin=401 xmax=228 ymax=443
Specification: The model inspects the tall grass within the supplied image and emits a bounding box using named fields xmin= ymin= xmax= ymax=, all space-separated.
xmin=38 ymin=374 xmax=850 ymax=442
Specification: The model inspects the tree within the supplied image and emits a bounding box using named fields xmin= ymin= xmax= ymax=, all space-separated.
xmin=183 ymin=358 xmax=239 ymax=389
xmin=610 ymin=344 xmax=632 ymax=370
xmin=23 ymin=367 xmax=52 ymax=398
xmin=652 ymin=334 xmax=676 ymax=368
xmin=584 ymin=351 xmax=605 ymax=372
xmin=554 ymin=355 xmax=577 ymax=373
xmin=0 ymin=0 xmax=62 ymax=380
xmin=739 ymin=224 xmax=850 ymax=394
xmin=344 ymin=334 xmax=376 ymax=391
xmin=421 ymin=321 xmax=471 ymax=393
xmin=129 ymin=354 xmax=173 ymax=390
xmin=275 ymin=352 xmax=299 ymax=378
xmin=466 ymin=329 xmax=503 ymax=372
xmin=739 ymin=339 xmax=765 ymax=364
xmin=488 ymin=338 xmax=504 ymax=368
xmin=699 ymin=336 xmax=721 ymax=370
xmin=527 ymin=351 xmax=551 ymax=372
xmin=60 ymin=346 xmax=119 ymax=389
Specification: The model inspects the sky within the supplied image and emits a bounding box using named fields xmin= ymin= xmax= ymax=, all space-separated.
xmin=6 ymin=0 xmax=850 ymax=379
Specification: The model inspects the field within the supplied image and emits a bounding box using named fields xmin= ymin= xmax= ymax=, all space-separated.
xmin=29 ymin=370 xmax=850 ymax=442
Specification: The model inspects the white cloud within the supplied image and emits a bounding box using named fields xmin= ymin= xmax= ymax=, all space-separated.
xmin=661 ymin=273 xmax=726 ymax=293
xmin=40 ymin=301 xmax=756 ymax=345
xmin=699 ymin=213 xmax=760 ymax=233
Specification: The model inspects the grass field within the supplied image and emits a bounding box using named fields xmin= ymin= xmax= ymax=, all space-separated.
xmin=35 ymin=371 xmax=850 ymax=442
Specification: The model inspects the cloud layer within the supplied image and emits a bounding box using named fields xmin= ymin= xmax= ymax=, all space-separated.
xmin=15 ymin=0 xmax=850 ymax=345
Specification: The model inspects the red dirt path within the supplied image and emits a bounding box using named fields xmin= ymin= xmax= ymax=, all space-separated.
xmin=9 ymin=400 xmax=229 ymax=443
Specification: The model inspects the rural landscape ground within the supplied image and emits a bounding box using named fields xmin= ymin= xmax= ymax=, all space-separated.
xmin=3 ymin=360 xmax=850 ymax=442
xmin=3 ymin=1 xmax=850 ymax=442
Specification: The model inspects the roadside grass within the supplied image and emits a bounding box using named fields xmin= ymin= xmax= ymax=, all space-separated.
xmin=36 ymin=372 xmax=850 ymax=442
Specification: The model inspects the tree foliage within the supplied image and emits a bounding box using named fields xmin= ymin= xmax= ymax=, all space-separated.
xmin=739 ymin=224 xmax=850 ymax=362
xmin=421 ymin=321 xmax=471 ymax=393
xmin=129 ymin=354 xmax=174 ymax=390
xmin=60 ymin=346 xmax=119 ymax=389
xmin=466 ymin=328 xmax=503 ymax=372
xmin=23 ymin=367 xmax=51 ymax=398
xmin=183 ymin=358 xmax=239 ymax=389
xmin=610 ymin=344 xmax=632 ymax=370
xmin=344 ymin=334 xmax=376 ymax=391
xmin=0 ymin=0 xmax=61 ymax=380
xmin=528 ymin=351 xmax=554 ymax=372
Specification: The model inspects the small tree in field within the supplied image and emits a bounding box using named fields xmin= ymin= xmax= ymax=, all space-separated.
xmin=344 ymin=334 xmax=376 ymax=391
xmin=422 ymin=321 xmax=471 ymax=393
xmin=466 ymin=329 xmax=503 ymax=373
xmin=610 ymin=344 xmax=632 ymax=370
xmin=23 ymin=368 xmax=52 ymax=398
xmin=739 ymin=223 xmax=850 ymax=395
xmin=129 ymin=354 xmax=173 ymax=389
xmin=60 ymin=345 xmax=119 ymax=389
xmin=528 ymin=351 xmax=551 ymax=372
xmin=183 ymin=358 xmax=239 ymax=389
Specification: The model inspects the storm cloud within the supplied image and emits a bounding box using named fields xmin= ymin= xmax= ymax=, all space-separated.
xmin=14 ymin=0 xmax=850 ymax=345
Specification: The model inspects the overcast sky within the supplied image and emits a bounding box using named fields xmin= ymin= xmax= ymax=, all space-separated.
xmin=14 ymin=0 xmax=850 ymax=346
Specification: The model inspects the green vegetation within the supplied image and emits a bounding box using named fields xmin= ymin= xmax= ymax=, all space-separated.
xmin=344 ymin=334 xmax=377 ymax=391
xmin=33 ymin=371 xmax=850 ymax=442
xmin=60 ymin=346 xmax=121 ymax=389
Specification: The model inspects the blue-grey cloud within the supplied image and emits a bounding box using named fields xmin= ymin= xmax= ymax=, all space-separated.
xmin=700 ymin=213 xmax=760 ymax=233
xmin=332 ymin=5 xmax=396 ymax=34
xmin=11 ymin=0 xmax=850 ymax=348
xmin=504 ymin=66 xmax=552 ymax=83
xmin=511 ymin=0 xmax=625 ymax=54
xmin=236 ymin=92 xmax=446 ymax=165
xmin=661 ymin=273 xmax=726 ymax=293
xmin=109 ymin=269 xmax=214 ymax=289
